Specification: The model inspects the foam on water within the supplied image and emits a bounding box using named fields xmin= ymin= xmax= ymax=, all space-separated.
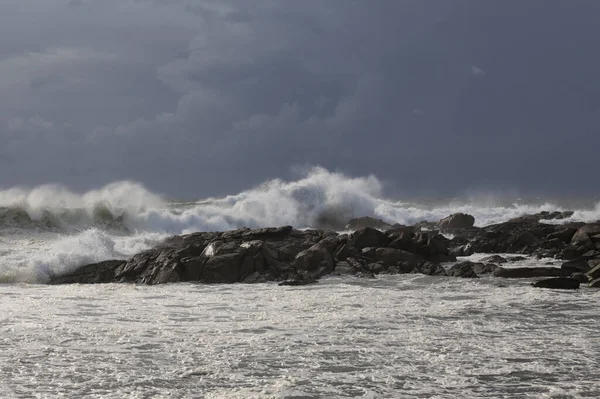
xmin=0 ymin=167 xmax=599 ymax=283
xmin=0 ymin=276 xmax=598 ymax=398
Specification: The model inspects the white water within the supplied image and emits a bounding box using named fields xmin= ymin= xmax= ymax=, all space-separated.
xmin=0 ymin=168 xmax=599 ymax=397
xmin=1 ymin=276 xmax=598 ymax=398
xmin=0 ymin=167 xmax=599 ymax=283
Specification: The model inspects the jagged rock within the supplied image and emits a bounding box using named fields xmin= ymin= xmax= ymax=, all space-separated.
xmin=546 ymin=227 xmax=578 ymax=243
xmin=373 ymin=247 xmax=417 ymax=266
xmin=561 ymin=259 xmax=591 ymax=274
xmin=351 ymin=227 xmax=389 ymax=249
xmin=447 ymin=262 xmax=479 ymax=278
xmin=279 ymin=276 xmax=318 ymax=286
xmin=345 ymin=216 xmax=393 ymax=231
xmin=416 ymin=262 xmax=447 ymax=276
xmin=472 ymin=263 xmax=500 ymax=275
xmin=570 ymin=273 xmax=589 ymax=284
xmin=532 ymin=277 xmax=580 ymax=290
xmin=438 ymin=213 xmax=475 ymax=229
xmin=493 ymin=267 xmax=570 ymax=278
xmin=587 ymin=263 xmax=600 ymax=281
xmin=49 ymin=260 xmax=125 ymax=285
xmin=516 ymin=231 xmax=540 ymax=247
xmin=333 ymin=261 xmax=357 ymax=275
xmin=292 ymin=243 xmax=334 ymax=278
xmin=479 ymin=255 xmax=508 ymax=264
xmin=571 ymin=224 xmax=600 ymax=245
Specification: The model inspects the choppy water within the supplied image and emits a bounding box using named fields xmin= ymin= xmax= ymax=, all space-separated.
xmin=1 ymin=169 xmax=599 ymax=397
xmin=1 ymin=274 xmax=599 ymax=398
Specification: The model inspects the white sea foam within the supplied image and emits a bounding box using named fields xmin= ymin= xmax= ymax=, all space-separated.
xmin=0 ymin=167 xmax=598 ymax=283
xmin=1 ymin=167 xmax=598 ymax=235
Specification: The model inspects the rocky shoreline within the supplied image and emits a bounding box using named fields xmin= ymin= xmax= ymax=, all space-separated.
xmin=50 ymin=212 xmax=600 ymax=289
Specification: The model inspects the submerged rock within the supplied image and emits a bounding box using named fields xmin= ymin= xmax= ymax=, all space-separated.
xmin=493 ymin=267 xmax=570 ymax=278
xmin=532 ymin=278 xmax=580 ymax=290
xmin=447 ymin=262 xmax=479 ymax=278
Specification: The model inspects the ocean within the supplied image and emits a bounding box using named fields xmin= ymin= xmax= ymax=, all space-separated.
xmin=1 ymin=168 xmax=599 ymax=398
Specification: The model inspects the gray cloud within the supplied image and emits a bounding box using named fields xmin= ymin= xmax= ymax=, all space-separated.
xmin=1 ymin=0 xmax=599 ymax=198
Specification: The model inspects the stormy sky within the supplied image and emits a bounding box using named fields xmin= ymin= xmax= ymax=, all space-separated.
xmin=1 ymin=0 xmax=599 ymax=198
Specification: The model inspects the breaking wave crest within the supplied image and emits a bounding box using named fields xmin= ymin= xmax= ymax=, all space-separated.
xmin=1 ymin=167 xmax=599 ymax=235
xmin=1 ymin=167 xmax=600 ymax=283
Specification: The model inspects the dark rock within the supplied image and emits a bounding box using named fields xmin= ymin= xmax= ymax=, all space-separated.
xmin=351 ymin=227 xmax=389 ymax=249
xmin=416 ymin=262 xmax=448 ymax=276
xmin=561 ymin=259 xmax=591 ymax=274
xmin=373 ymin=247 xmax=417 ymax=266
xmin=333 ymin=244 xmax=350 ymax=262
xmin=587 ymin=263 xmax=600 ymax=281
xmin=532 ymin=278 xmax=580 ymax=290
xmin=279 ymin=276 xmax=317 ymax=286
xmin=333 ymin=261 xmax=357 ymax=275
xmin=479 ymin=255 xmax=508 ymax=264
xmin=345 ymin=216 xmax=393 ymax=231
xmin=516 ymin=231 xmax=540 ymax=247
xmin=589 ymin=278 xmax=600 ymax=288
xmin=292 ymin=243 xmax=334 ymax=278
xmin=49 ymin=260 xmax=125 ymax=284
xmin=571 ymin=224 xmax=600 ymax=245
xmin=447 ymin=262 xmax=479 ymax=278
xmin=546 ymin=227 xmax=577 ymax=243
xmin=493 ymin=267 xmax=570 ymax=278
xmin=438 ymin=213 xmax=475 ymax=229
xmin=570 ymin=273 xmax=589 ymax=284
xmin=472 ymin=263 xmax=500 ymax=275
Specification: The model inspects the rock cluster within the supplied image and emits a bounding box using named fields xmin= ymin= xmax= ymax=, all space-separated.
xmin=50 ymin=212 xmax=600 ymax=289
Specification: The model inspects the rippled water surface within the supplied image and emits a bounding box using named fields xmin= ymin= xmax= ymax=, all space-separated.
xmin=1 ymin=276 xmax=599 ymax=398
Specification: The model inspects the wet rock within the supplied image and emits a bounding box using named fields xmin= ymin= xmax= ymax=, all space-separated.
xmin=587 ymin=263 xmax=600 ymax=281
xmin=345 ymin=216 xmax=393 ymax=231
xmin=571 ymin=224 xmax=600 ymax=245
xmin=351 ymin=227 xmax=389 ymax=249
xmin=479 ymin=255 xmax=508 ymax=264
xmin=589 ymin=278 xmax=600 ymax=288
xmin=447 ymin=262 xmax=479 ymax=278
xmin=493 ymin=267 xmax=570 ymax=278
xmin=438 ymin=213 xmax=475 ymax=229
xmin=532 ymin=277 xmax=580 ymax=290
xmin=49 ymin=260 xmax=125 ymax=285
xmin=561 ymin=259 xmax=591 ymax=274
xmin=292 ymin=243 xmax=334 ymax=278
xmin=279 ymin=276 xmax=317 ymax=286
xmin=472 ymin=263 xmax=500 ymax=275
xmin=570 ymin=273 xmax=589 ymax=284
xmin=416 ymin=262 xmax=448 ymax=276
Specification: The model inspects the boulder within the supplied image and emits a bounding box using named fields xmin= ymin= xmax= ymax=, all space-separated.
xmin=587 ymin=263 xmax=600 ymax=281
xmin=345 ymin=216 xmax=393 ymax=231
xmin=447 ymin=262 xmax=479 ymax=278
xmin=49 ymin=260 xmax=125 ymax=285
xmin=479 ymin=255 xmax=508 ymax=264
xmin=561 ymin=259 xmax=591 ymax=274
xmin=351 ymin=227 xmax=389 ymax=249
xmin=438 ymin=213 xmax=475 ymax=229
xmin=291 ymin=243 xmax=334 ymax=278
xmin=472 ymin=263 xmax=500 ymax=275
xmin=571 ymin=224 xmax=600 ymax=245
xmin=416 ymin=262 xmax=448 ymax=276
xmin=532 ymin=278 xmax=580 ymax=290
xmin=493 ymin=267 xmax=570 ymax=278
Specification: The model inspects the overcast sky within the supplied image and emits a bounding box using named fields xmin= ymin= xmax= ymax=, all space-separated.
xmin=1 ymin=0 xmax=599 ymax=198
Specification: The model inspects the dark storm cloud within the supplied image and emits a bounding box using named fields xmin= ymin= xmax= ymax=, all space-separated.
xmin=1 ymin=0 xmax=599 ymax=197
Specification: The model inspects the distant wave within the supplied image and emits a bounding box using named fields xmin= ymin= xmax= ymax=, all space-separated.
xmin=1 ymin=167 xmax=599 ymax=235
xmin=1 ymin=167 xmax=600 ymax=284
